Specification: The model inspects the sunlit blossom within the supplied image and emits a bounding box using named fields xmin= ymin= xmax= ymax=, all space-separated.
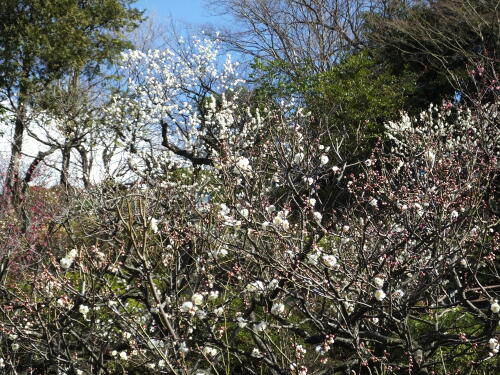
xmin=491 ymin=300 xmax=500 ymax=313
xmin=373 ymin=277 xmax=384 ymax=288
xmin=375 ymin=289 xmax=386 ymax=301
xmin=294 ymin=152 xmax=304 ymax=164
xmin=271 ymin=303 xmax=285 ymax=315
xmin=321 ymin=254 xmax=337 ymax=268
xmin=79 ymin=305 xmax=90 ymax=315
xmin=192 ymin=293 xmax=204 ymax=306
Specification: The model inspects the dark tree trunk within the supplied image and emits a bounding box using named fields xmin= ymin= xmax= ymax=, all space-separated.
xmin=5 ymin=61 xmax=31 ymax=206
xmin=77 ymin=145 xmax=92 ymax=189
xmin=60 ymin=145 xmax=71 ymax=187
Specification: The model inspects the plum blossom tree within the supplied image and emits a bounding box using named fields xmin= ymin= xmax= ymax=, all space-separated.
xmin=0 ymin=38 xmax=498 ymax=375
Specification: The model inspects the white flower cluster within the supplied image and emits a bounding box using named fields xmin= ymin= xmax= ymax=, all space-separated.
xmin=79 ymin=304 xmax=90 ymax=316
xmin=235 ymin=156 xmax=252 ymax=173
xmin=149 ymin=218 xmax=159 ymax=233
xmin=271 ymin=302 xmax=285 ymax=315
xmin=218 ymin=203 xmax=241 ymax=227
xmin=60 ymin=248 xmax=78 ymax=270
xmin=491 ymin=300 xmax=500 ymax=314
xmin=202 ymin=346 xmax=218 ymax=357
xmin=246 ymin=279 xmax=280 ymax=295
xmin=374 ymin=289 xmax=386 ymax=301
xmin=489 ymin=338 xmax=499 ymax=352
xmin=106 ymin=36 xmax=273 ymax=178
xmin=385 ymin=103 xmax=499 ymax=158
xmin=272 ymin=210 xmax=290 ymax=231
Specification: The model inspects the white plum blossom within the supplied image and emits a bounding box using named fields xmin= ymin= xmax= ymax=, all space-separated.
xmin=375 ymin=289 xmax=386 ymax=301
xmin=202 ymin=346 xmax=218 ymax=357
xmin=265 ymin=205 xmax=276 ymax=214
xmin=272 ymin=210 xmax=290 ymax=231
xmin=321 ymin=255 xmax=337 ymax=268
xmin=149 ymin=218 xmax=159 ymax=233
xmin=179 ymin=342 xmax=189 ymax=354
xmin=208 ymin=290 xmax=219 ymax=301
xmin=237 ymin=316 xmax=248 ymax=328
xmin=267 ymin=279 xmax=279 ymax=290
xmin=313 ymin=211 xmax=322 ymax=222
xmin=79 ymin=305 xmax=90 ymax=316
xmin=219 ymin=203 xmax=231 ymax=217
xmin=240 ymin=207 xmax=249 ymax=218
xmin=294 ymin=152 xmax=304 ymax=164
xmin=60 ymin=248 xmax=78 ymax=269
xmin=214 ymin=306 xmax=225 ymax=316
xmin=491 ymin=300 xmax=500 ymax=313
xmin=191 ymin=293 xmax=204 ymax=306
xmin=320 ymin=154 xmax=329 ymax=165
xmin=251 ymin=347 xmax=263 ymax=358
xmin=254 ymin=321 xmax=267 ymax=332
xmin=344 ymin=301 xmax=355 ymax=313
xmin=119 ymin=351 xmax=128 ymax=360
xmin=488 ymin=338 xmax=498 ymax=350
xmin=212 ymin=247 xmax=228 ymax=259
xmin=373 ymin=277 xmax=384 ymax=288
xmin=236 ymin=157 xmax=252 ymax=172
xmin=271 ymin=302 xmax=285 ymax=315
xmin=180 ymin=301 xmax=196 ymax=314
xmin=425 ymin=149 xmax=436 ymax=164
xmin=246 ymin=280 xmax=265 ymax=293
xmin=307 ymin=251 xmax=321 ymax=265
xmin=60 ymin=257 xmax=73 ymax=270
xmin=295 ymin=344 xmax=307 ymax=355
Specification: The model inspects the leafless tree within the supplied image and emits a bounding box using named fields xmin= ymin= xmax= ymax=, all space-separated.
xmin=206 ymin=0 xmax=382 ymax=72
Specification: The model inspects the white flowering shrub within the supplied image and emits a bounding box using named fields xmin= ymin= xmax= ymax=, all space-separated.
xmin=0 ymin=41 xmax=498 ymax=375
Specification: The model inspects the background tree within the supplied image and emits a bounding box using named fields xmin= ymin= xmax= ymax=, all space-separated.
xmin=365 ymin=0 xmax=499 ymax=110
xmin=209 ymin=0 xmax=374 ymax=71
xmin=0 ymin=0 xmax=142 ymax=204
xmin=210 ymin=0 xmax=419 ymax=165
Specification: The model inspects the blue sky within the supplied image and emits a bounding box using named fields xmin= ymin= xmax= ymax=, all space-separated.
xmin=134 ymin=0 xmax=216 ymax=25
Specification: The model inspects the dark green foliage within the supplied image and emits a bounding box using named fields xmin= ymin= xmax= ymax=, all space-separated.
xmin=0 ymin=0 xmax=143 ymax=93
xmin=365 ymin=0 xmax=499 ymax=108
xmin=251 ymin=52 xmax=415 ymax=154
xmin=309 ymin=52 xmax=415 ymax=143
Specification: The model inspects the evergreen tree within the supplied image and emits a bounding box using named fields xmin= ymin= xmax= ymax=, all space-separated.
xmin=0 ymin=0 xmax=143 ymax=203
